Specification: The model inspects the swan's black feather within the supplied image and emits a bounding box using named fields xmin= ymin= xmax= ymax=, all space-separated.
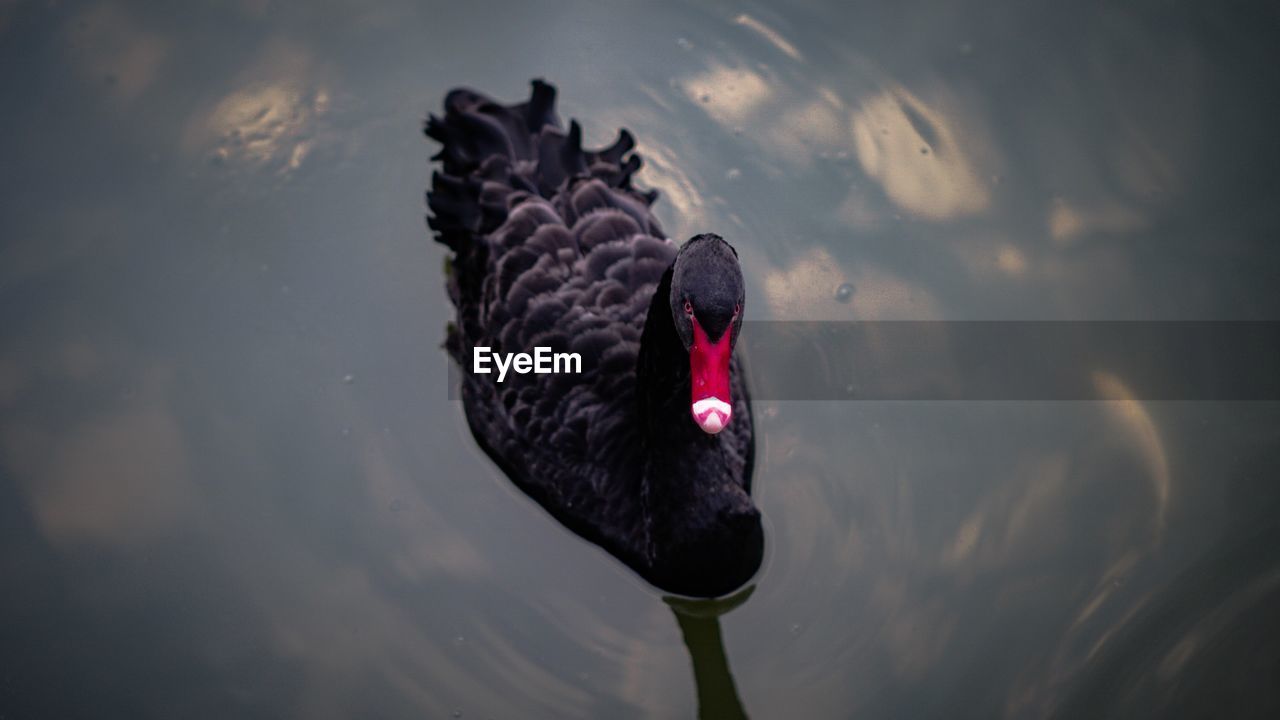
xmin=426 ymin=80 xmax=759 ymax=596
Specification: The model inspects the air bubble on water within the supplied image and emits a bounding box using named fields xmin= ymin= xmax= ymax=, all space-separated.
xmin=342 ymin=373 xmax=355 ymax=384
xmin=676 ymin=37 xmax=693 ymax=50
xmin=341 ymin=427 xmax=350 ymax=437
xmin=835 ymin=282 xmax=854 ymax=303
xmin=790 ymin=622 xmax=802 ymax=634
xmin=725 ymin=167 xmax=741 ymax=180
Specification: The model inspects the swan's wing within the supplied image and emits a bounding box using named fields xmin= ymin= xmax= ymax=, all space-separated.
xmin=428 ymin=81 xmax=677 ymax=564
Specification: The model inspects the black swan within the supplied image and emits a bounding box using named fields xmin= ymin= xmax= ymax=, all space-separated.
xmin=425 ymin=80 xmax=763 ymax=597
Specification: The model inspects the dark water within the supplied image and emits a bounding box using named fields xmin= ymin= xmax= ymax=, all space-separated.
xmin=3 ymin=1 xmax=1279 ymax=717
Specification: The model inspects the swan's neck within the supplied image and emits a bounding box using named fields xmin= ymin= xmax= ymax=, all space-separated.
xmin=633 ymin=266 xmax=762 ymax=592
xmin=636 ymin=266 xmax=727 ymax=492
xmin=637 ymin=268 xmax=684 ymax=433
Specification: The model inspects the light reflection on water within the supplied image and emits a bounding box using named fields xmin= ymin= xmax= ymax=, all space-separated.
xmin=2 ymin=1 xmax=1278 ymax=718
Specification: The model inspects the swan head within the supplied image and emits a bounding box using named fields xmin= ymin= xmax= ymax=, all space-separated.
xmin=670 ymin=234 xmax=745 ymax=435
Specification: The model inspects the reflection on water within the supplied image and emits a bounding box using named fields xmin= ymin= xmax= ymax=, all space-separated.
xmin=187 ymin=41 xmax=331 ymax=178
xmin=850 ymin=86 xmax=990 ymax=221
xmin=667 ymin=587 xmax=756 ymax=720
xmin=2 ymin=0 xmax=1279 ymax=717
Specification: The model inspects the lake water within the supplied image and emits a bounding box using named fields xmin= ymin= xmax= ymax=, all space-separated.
xmin=2 ymin=1 xmax=1278 ymax=717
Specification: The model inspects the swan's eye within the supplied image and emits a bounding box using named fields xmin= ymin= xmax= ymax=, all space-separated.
xmin=734 ymin=303 xmax=741 ymax=317
xmin=683 ymin=300 xmax=693 ymax=316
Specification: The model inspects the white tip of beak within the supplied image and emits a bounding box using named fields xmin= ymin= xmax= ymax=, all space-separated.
xmin=691 ymin=397 xmax=732 ymax=435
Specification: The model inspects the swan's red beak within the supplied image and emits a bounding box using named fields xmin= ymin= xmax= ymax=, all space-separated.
xmin=689 ymin=318 xmax=733 ymax=434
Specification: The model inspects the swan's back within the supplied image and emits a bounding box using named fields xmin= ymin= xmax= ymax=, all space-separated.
xmin=425 ymin=80 xmax=680 ymax=565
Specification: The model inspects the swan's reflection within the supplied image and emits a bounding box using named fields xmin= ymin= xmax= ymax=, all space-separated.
xmin=665 ymin=586 xmax=755 ymax=720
